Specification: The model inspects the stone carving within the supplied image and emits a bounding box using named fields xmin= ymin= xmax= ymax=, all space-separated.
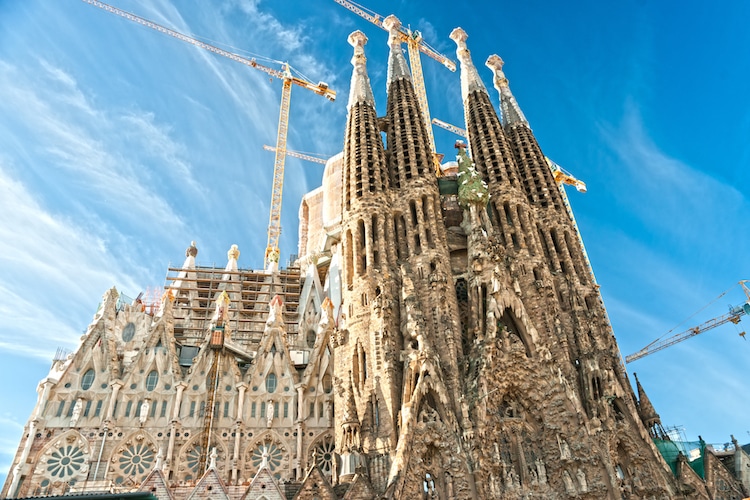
xmin=266 ymin=399 xmax=274 ymax=427
xmin=558 ymin=435 xmax=571 ymax=459
xmin=563 ymin=470 xmax=576 ymax=494
xmin=535 ymin=458 xmax=547 ymax=485
xmin=139 ymin=400 xmax=149 ymax=425
xmin=577 ymin=468 xmax=588 ymax=493
xmin=69 ymin=399 xmax=83 ymax=427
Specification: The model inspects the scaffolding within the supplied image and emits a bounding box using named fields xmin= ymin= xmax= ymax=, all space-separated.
xmin=164 ymin=265 xmax=301 ymax=351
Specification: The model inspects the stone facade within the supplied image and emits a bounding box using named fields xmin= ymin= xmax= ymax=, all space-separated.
xmin=3 ymin=23 xmax=748 ymax=500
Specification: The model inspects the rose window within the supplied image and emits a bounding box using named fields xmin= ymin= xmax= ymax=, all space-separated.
xmin=313 ymin=437 xmax=336 ymax=475
xmin=118 ymin=442 xmax=155 ymax=477
xmin=250 ymin=442 xmax=283 ymax=473
xmin=185 ymin=445 xmax=202 ymax=474
xmin=46 ymin=445 xmax=86 ymax=479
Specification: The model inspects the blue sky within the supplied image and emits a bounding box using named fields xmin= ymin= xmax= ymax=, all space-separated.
xmin=1 ymin=0 xmax=749 ymax=484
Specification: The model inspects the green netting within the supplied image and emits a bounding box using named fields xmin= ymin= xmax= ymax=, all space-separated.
xmin=653 ymin=439 xmax=705 ymax=479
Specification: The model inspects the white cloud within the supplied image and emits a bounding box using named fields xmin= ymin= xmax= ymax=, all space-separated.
xmin=602 ymin=103 xmax=745 ymax=242
xmin=0 ymin=167 xmax=144 ymax=357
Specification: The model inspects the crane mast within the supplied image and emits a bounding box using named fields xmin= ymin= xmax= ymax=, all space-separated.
xmin=334 ymin=0 xmax=456 ymax=175
xmin=626 ymin=281 xmax=750 ymax=363
xmin=82 ymin=0 xmax=335 ymax=270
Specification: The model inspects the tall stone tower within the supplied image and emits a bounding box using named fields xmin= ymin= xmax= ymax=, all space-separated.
xmin=336 ymin=24 xmax=476 ymax=496
xmin=333 ymin=23 xmax=692 ymax=498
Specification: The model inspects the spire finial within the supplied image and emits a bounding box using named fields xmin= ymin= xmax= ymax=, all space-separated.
xmin=383 ymin=15 xmax=411 ymax=84
xmin=347 ymin=31 xmax=376 ymax=108
xmin=450 ymin=27 xmax=487 ymax=102
xmin=227 ymin=244 xmax=240 ymax=261
xmin=634 ymin=372 xmax=661 ymax=429
xmin=486 ymin=54 xmax=528 ymax=127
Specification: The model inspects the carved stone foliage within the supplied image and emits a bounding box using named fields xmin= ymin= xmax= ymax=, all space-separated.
xmin=399 ymin=398 xmax=470 ymax=499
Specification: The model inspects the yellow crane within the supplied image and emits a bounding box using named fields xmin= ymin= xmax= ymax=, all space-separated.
xmin=263 ymin=145 xmax=329 ymax=165
xmin=626 ymin=281 xmax=750 ymax=363
xmin=334 ymin=0 xmax=455 ymax=175
xmin=83 ymin=0 xmax=336 ymax=270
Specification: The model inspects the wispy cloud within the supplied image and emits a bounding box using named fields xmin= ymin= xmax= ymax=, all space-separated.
xmin=602 ymin=102 xmax=746 ymax=242
xmin=0 ymin=167 xmax=143 ymax=359
xmin=0 ymin=59 xmax=192 ymax=239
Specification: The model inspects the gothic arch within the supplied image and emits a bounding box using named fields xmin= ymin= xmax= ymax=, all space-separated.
xmin=307 ymin=433 xmax=336 ymax=478
xmin=31 ymin=430 xmax=90 ymax=494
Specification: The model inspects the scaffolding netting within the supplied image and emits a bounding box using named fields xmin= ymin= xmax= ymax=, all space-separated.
xmin=653 ymin=438 xmax=706 ymax=479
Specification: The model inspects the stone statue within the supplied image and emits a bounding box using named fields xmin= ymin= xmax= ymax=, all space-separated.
xmin=139 ymin=400 xmax=150 ymax=425
xmin=535 ymin=458 xmax=547 ymax=484
xmin=558 ymin=435 xmax=571 ymax=459
xmin=155 ymin=447 xmax=164 ymax=471
xmin=209 ymin=447 xmax=218 ymax=470
xmin=69 ymin=398 xmax=83 ymax=427
xmin=563 ymin=470 xmax=576 ymax=494
xmin=266 ymin=399 xmax=274 ymax=427
xmin=326 ymin=400 xmax=333 ymax=421
xmin=577 ymin=468 xmax=588 ymax=492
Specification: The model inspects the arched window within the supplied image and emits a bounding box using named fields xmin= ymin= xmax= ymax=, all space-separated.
xmin=306 ymin=329 xmax=316 ymax=348
xmin=146 ymin=370 xmax=158 ymax=391
xmin=266 ymin=373 xmax=277 ymax=393
xmin=322 ymin=374 xmax=333 ymax=394
xmin=81 ymin=369 xmax=95 ymax=390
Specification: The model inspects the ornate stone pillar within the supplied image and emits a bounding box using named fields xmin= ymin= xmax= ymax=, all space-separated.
xmin=106 ymin=381 xmax=122 ymax=420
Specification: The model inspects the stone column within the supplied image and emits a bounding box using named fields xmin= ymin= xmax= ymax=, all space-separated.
xmin=235 ymin=383 xmax=247 ymax=423
xmin=106 ymin=381 xmax=123 ymax=420
xmin=173 ymin=382 xmax=187 ymax=420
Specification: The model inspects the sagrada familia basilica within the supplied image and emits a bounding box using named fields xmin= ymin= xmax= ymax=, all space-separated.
xmin=4 ymin=13 xmax=749 ymax=500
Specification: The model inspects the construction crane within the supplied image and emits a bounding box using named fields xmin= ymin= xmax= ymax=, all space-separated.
xmin=263 ymin=145 xmax=329 ymax=165
xmin=83 ymin=0 xmax=336 ymax=270
xmin=334 ymin=0 xmax=455 ymax=175
xmin=626 ymin=281 xmax=750 ymax=363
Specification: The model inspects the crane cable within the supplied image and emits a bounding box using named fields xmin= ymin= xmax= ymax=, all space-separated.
xmin=643 ymin=282 xmax=741 ymax=350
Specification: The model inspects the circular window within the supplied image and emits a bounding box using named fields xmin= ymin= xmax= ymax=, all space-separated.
xmin=118 ymin=442 xmax=155 ymax=477
xmin=122 ymin=322 xmax=136 ymax=342
xmin=46 ymin=445 xmax=85 ymax=479
xmin=313 ymin=437 xmax=336 ymax=476
xmin=251 ymin=441 xmax=283 ymax=472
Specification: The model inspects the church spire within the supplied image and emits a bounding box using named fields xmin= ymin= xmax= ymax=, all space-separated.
xmin=486 ymin=54 xmax=528 ymax=127
xmin=383 ymin=15 xmax=411 ymax=86
xmin=634 ymin=372 xmax=663 ymax=439
xmin=347 ymin=31 xmax=375 ymax=109
xmin=449 ymin=28 xmax=488 ymax=103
